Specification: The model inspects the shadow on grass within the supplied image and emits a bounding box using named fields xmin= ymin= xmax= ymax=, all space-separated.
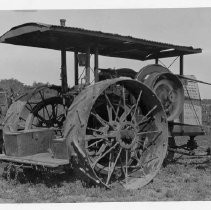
xmin=164 ymin=155 xmax=211 ymax=170
xmin=1 ymin=166 xmax=99 ymax=189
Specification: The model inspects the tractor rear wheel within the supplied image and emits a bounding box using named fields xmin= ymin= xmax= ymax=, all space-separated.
xmin=64 ymin=78 xmax=168 ymax=189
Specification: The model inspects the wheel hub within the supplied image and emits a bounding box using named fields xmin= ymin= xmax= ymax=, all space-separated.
xmin=116 ymin=122 xmax=138 ymax=149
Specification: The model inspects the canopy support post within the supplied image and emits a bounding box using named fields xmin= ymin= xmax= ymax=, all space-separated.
xmin=180 ymin=55 xmax=184 ymax=75
xmin=94 ymin=47 xmax=99 ymax=82
xmin=61 ymin=49 xmax=68 ymax=93
xmin=179 ymin=55 xmax=184 ymax=124
xmin=60 ymin=19 xmax=68 ymax=93
xmin=155 ymin=58 xmax=158 ymax=64
xmin=74 ymin=51 xmax=79 ymax=85
xmin=85 ymin=47 xmax=91 ymax=85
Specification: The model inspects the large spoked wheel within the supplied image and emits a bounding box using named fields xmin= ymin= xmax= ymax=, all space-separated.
xmin=23 ymin=87 xmax=75 ymax=136
xmin=22 ymin=87 xmax=68 ymax=134
xmin=65 ymin=79 xmax=168 ymax=189
xmin=3 ymin=85 xmax=71 ymax=135
xmin=25 ymin=97 xmax=66 ymax=134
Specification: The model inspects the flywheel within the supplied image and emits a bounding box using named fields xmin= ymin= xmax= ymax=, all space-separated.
xmin=136 ymin=65 xmax=184 ymax=121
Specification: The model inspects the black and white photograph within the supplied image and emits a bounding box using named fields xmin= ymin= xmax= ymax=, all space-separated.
xmin=0 ymin=0 xmax=210 ymax=205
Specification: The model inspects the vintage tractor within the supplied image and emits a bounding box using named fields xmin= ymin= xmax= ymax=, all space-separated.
xmin=0 ymin=20 xmax=207 ymax=189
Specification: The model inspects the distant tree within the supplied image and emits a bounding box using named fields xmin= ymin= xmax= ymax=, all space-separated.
xmin=0 ymin=78 xmax=30 ymax=99
xmin=32 ymin=81 xmax=49 ymax=88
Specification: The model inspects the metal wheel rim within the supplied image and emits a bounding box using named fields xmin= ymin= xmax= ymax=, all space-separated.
xmin=64 ymin=79 xmax=168 ymax=189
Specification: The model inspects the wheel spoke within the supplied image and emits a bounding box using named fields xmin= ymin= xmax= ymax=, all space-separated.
xmin=86 ymin=138 xmax=104 ymax=149
xmin=118 ymin=87 xmax=135 ymax=122
xmin=49 ymin=113 xmax=54 ymax=121
xmin=122 ymin=86 xmax=126 ymax=111
xmin=91 ymin=111 xmax=109 ymax=127
xmin=85 ymin=132 xmax=117 ymax=140
xmin=86 ymin=127 xmax=103 ymax=133
xmin=137 ymin=130 xmax=161 ymax=136
xmin=55 ymin=104 xmax=58 ymax=116
xmin=25 ymin=105 xmax=32 ymax=112
xmin=51 ymin=104 xmax=56 ymax=118
xmin=38 ymin=91 xmax=52 ymax=119
xmin=131 ymin=90 xmax=142 ymax=120
xmin=143 ymin=105 xmax=158 ymax=119
xmin=115 ymin=100 xmax=121 ymax=121
xmin=107 ymin=105 xmax=113 ymax=122
xmin=125 ymin=149 xmax=128 ymax=184
xmin=120 ymin=86 xmax=129 ymax=122
xmin=27 ymin=102 xmax=33 ymax=110
xmin=104 ymin=93 xmax=119 ymax=121
xmin=120 ymin=104 xmax=135 ymax=122
xmin=106 ymin=147 xmax=122 ymax=185
xmin=41 ymin=107 xmax=45 ymax=119
xmin=91 ymin=142 xmax=119 ymax=169
xmin=25 ymin=103 xmax=33 ymax=112
xmin=107 ymin=152 xmax=113 ymax=184
xmin=57 ymin=114 xmax=65 ymax=121
xmin=136 ymin=105 xmax=158 ymax=129
xmin=137 ymin=116 xmax=153 ymax=126
xmin=44 ymin=105 xmax=51 ymax=120
xmin=34 ymin=113 xmax=47 ymax=123
xmin=96 ymin=143 xmax=107 ymax=155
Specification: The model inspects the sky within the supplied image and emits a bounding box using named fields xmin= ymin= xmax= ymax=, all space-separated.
xmin=0 ymin=8 xmax=211 ymax=98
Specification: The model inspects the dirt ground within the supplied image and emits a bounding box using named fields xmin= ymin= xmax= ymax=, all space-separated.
xmin=0 ymin=135 xmax=210 ymax=203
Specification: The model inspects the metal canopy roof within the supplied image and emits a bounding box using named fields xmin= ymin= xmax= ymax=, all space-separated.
xmin=0 ymin=22 xmax=202 ymax=61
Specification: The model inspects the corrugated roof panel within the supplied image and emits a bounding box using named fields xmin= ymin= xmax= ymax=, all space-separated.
xmin=0 ymin=22 xmax=202 ymax=60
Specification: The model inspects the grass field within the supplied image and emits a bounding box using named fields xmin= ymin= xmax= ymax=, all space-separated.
xmin=0 ymin=136 xmax=210 ymax=203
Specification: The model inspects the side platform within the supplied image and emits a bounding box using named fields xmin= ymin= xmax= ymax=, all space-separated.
xmin=0 ymin=152 xmax=69 ymax=168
